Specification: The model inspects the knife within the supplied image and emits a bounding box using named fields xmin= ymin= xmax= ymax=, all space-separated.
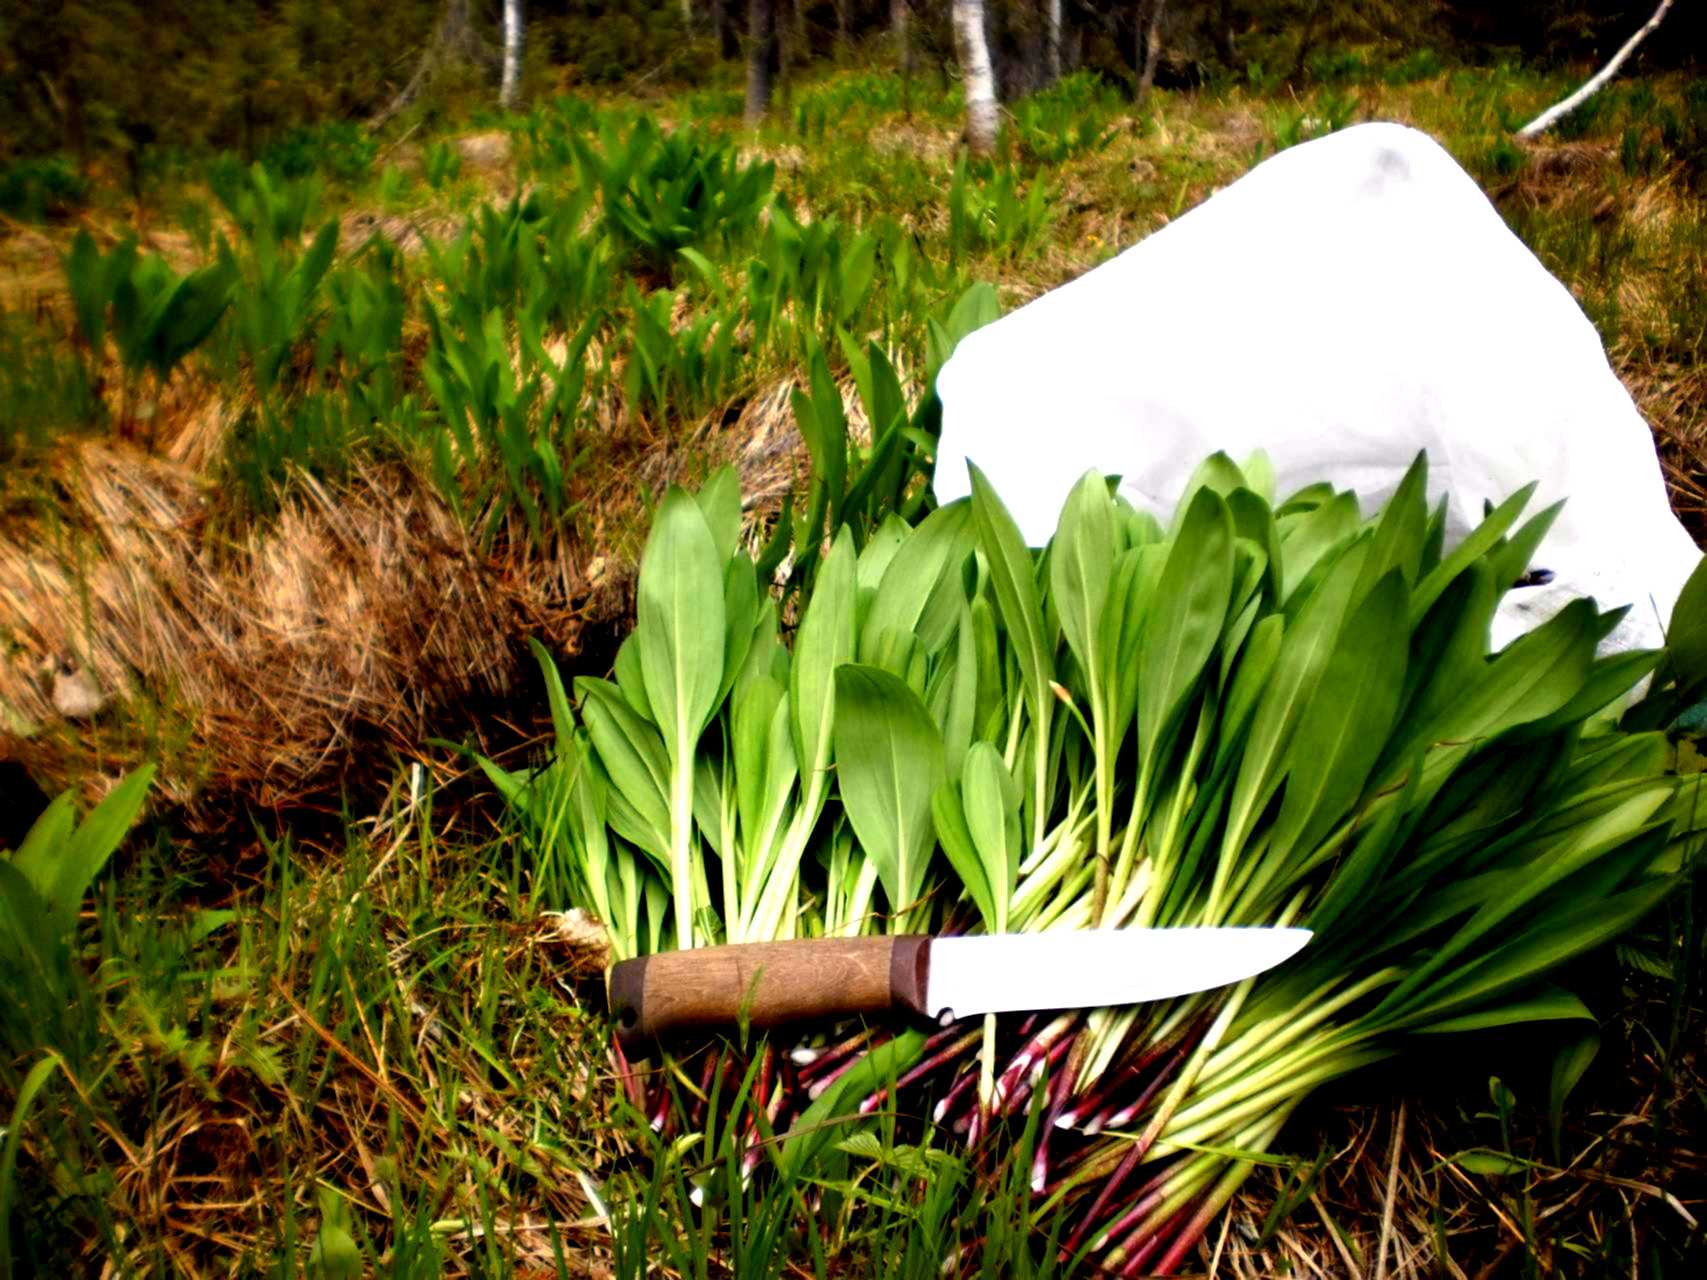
xmin=607 ymin=927 xmax=1310 ymax=1052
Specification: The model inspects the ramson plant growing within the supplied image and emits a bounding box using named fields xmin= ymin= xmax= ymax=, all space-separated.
xmin=484 ymin=452 xmax=1700 ymax=1274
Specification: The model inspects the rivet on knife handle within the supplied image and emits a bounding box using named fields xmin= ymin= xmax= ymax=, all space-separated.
xmin=608 ymin=936 xmax=932 ymax=1053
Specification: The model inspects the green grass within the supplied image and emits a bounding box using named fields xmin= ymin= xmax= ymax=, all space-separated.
xmin=4 ymin=44 xmax=1707 ymax=1278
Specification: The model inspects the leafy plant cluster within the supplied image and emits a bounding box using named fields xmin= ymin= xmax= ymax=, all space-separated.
xmin=16 ymin=93 xmax=1044 ymax=546
xmin=491 ymin=451 xmax=1701 ymax=1272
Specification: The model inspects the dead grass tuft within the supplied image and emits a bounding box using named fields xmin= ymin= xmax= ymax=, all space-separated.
xmin=0 ymin=442 xmax=548 ymax=823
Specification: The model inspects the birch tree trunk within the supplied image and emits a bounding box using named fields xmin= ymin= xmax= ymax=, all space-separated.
xmin=1517 ymin=0 xmax=1673 ymax=139
xmin=1137 ymin=0 xmax=1166 ymax=105
xmin=952 ymin=0 xmax=999 ymax=157
xmin=745 ymin=0 xmax=779 ymax=124
xmin=500 ymin=0 xmax=523 ymax=110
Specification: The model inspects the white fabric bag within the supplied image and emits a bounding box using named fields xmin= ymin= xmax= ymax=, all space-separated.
xmin=933 ymin=122 xmax=1700 ymax=654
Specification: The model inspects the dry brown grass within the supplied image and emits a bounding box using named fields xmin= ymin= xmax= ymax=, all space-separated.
xmin=0 ymin=442 xmax=547 ymax=824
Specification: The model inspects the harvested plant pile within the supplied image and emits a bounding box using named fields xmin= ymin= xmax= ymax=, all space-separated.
xmin=486 ymin=451 xmax=1701 ymax=1273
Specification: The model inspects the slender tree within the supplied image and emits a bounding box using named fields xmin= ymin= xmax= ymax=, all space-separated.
xmin=1137 ymin=0 xmax=1166 ymax=103
xmin=893 ymin=0 xmax=913 ymax=74
xmin=1046 ymin=0 xmax=1062 ymax=84
xmin=500 ymin=0 xmax=523 ymax=109
xmin=745 ymin=0 xmax=780 ymax=123
xmin=1517 ymin=0 xmax=1674 ymax=139
xmin=952 ymin=0 xmax=999 ymax=156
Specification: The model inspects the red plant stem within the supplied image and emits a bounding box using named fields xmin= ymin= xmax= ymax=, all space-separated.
xmin=806 ymin=1044 xmax=874 ymax=1100
xmin=1060 ymin=1134 xmax=1166 ymax=1258
xmin=994 ymin=1013 xmax=1076 ymax=1107
xmin=997 ymin=1028 xmax=1075 ymax=1120
xmin=790 ymin=1026 xmax=877 ymax=1081
xmin=1084 ymin=1039 xmax=1191 ymax=1136
xmin=859 ymin=1028 xmax=982 ymax=1114
xmin=1031 ymin=1033 xmax=1083 ymax=1191
xmin=1068 ymin=1169 xmax=1171 ymax=1265
xmin=1153 ymin=1192 xmax=1223 ymax=1276
xmin=933 ymin=1064 xmax=981 ymax=1126
xmin=609 ymin=1036 xmax=648 ymax=1112
xmin=1055 ymin=1027 xmax=1180 ymax=1130
xmin=1116 ymin=1203 xmax=1192 ymax=1276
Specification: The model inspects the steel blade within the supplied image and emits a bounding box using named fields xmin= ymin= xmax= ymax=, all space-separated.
xmin=924 ymin=927 xmax=1311 ymax=1022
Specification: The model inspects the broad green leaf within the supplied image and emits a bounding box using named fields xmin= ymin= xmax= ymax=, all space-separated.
xmin=960 ymin=741 xmax=1021 ymax=930
xmin=47 ymin=765 xmax=155 ymax=925
xmin=1354 ymin=452 xmax=1427 ymax=598
xmin=576 ymin=677 xmax=670 ymax=864
xmin=933 ymin=782 xmax=995 ymax=931
xmin=1409 ymin=483 xmax=1537 ymax=627
xmin=1050 ymin=470 xmax=1117 ymax=682
xmin=1224 ymin=541 xmax=1370 ymax=860
xmin=528 ymin=637 xmax=576 ymax=758
xmin=1663 ymin=553 xmax=1707 ymax=693
xmin=695 ymin=465 xmax=743 ymax=564
xmin=792 ymin=529 xmax=858 ymax=803
xmin=6 ymin=793 xmax=76 ymax=886
xmin=862 ymin=501 xmax=974 ymax=658
xmin=968 ymin=464 xmax=1052 ymax=732
xmin=1138 ymin=487 xmax=1234 ymax=767
xmin=834 ymin=664 xmax=946 ymax=917
xmin=1549 ymin=1027 xmax=1599 ymax=1159
xmin=1270 ymin=570 xmax=1409 ymax=868
xmin=635 ymin=486 xmax=725 ymax=763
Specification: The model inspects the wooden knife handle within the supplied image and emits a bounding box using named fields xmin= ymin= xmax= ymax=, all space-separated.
xmin=608 ymin=936 xmax=932 ymax=1053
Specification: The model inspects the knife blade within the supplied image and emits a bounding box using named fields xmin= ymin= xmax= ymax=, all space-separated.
xmin=607 ymin=927 xmax=1310 ymax=1052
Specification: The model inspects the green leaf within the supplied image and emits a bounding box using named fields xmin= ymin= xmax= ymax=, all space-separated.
xmin=1664 ymin=553 xmax=1707 ymax=693
xmin=695 ymin=465 xmax=743 ymax=565
xmin=0 ymin=1052 xmax=68 ymax=1270
xmin=960 ymin=741 xmax=1021 ymax=930
xmin=576 ymin=678 xmax=671 ymax=866
xmin=1139 ymin=488 xmax=1234 ymax=769
xmin=968 ymin=464 xmax=1052 ymax=735
xmin=1549 ymin=1027 xmax=1599 ymax=1160
xmin=42 ymin=766 xmax=154 ymax=926
xmin=635 ymin=486 xmax=725 ymax=763
xmin=1050 ymin=471 xmax=1117 ymax=684
xmin=933 ymin=782 xmax=995 ymax=931
xmin=1409 ymin=483 xmax=1537 ymax=627
xmin=1269 ymin=571 xmax=1409 ymax=868
xmin=861 ymin=501 xmax=973 ymax=658
xmin=834 ymin=664 xmax=946 ymax=918
xmin=792 ymin=529 xmax=858 ymax=807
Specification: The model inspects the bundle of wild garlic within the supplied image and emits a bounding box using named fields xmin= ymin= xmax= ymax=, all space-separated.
xmin=485 ymin=452 xmax=1697 ymax=1273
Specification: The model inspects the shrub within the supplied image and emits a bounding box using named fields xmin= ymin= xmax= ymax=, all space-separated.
xmin=0 ymin=154 xmax=88 ymax=223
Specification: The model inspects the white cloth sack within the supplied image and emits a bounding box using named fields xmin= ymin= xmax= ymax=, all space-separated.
xmin=933 ymin=122 xmax=1700 ymax=654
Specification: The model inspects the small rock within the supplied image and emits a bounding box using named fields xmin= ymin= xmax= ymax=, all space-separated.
xmin=51 ymin=662 xmax=109 ymax=720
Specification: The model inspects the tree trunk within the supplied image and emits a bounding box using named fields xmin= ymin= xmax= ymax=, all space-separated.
xmin=713 ymin=0 xmax=742 ymax=59
xmin=1517 ymin=0 xmax=1673 ymax=139
xmin=1045 ymin=0 xmax=1062 ymax=85
xmin=1215 ymin=0 xmax=1235 ymax=66
xmin=1137 ymin=0 xmax=1165 ymax=104
xmin=1290 ymin=0 xmax=1325 ymax=85
xmin=952 ymin=0 xmax=999 ymax=157
xmin=745 ymin=0 xmax=779 ymax=124
xmin=372 ymin=0 xmax=492 ymax=128
xmin=893 ymin=0 xmax=913 ymax=73
xmin=500 ymin=0 xmax=523 ymax=110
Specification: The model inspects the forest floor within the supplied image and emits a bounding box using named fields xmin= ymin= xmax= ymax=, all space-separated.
xmin=1 ymin=46 xmax=1705 ymax=1278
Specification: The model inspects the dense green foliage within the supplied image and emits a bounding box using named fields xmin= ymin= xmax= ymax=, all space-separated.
xmin=486 ymin=449 xmax=1702 ymax=1270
